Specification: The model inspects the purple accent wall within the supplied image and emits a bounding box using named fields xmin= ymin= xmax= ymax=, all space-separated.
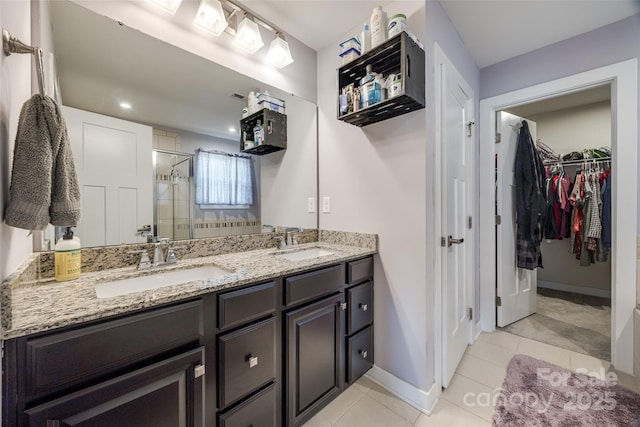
xmin=480 ymin=14 xmax=640 ymax=232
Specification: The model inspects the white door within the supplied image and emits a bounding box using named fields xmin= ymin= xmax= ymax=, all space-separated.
xmin=63 ymin=106 xmax=153 ymax=247
xmin=496 ymin=111 xmax=538 ymax=327
xmin=439 ymin=51 xmax=474 ymax=388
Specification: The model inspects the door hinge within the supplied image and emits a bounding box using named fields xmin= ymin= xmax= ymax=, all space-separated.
xmin=495 ymin=132 xmax=501 ymax=143
xmin=468 ymin=216 xmax=473 ymax=229
xmin=496 ymin=296 xmax=502 ymax=307
xmin=441 ymin=237 xmax=446 ymax=247
xmin=468 ymin=307 xmax=473 ymax=320
xmin=495 ymin=215 xmax=501 ymax=225
xmin=194 ymin=364 xmax=205 ymax=378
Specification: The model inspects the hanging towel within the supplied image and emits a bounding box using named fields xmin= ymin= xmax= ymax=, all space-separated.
xmin=5 ymin=94 xmax=81 ymax=230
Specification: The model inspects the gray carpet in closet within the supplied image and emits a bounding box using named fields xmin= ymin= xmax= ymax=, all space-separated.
xmin=500 ymin=288 xmax=611 ymax=361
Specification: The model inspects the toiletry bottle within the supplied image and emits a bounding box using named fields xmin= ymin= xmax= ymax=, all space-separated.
xmin=254 ymin=119 xmax=264 ymax=146
xmin=54 ymin=227 xmax=81 ymax=282
xmin=247 ymin=91 xmax=257 ymax=114
xmin=360 ymin=64 xmax=380 ymax=107
xmin=370 ymin=5 xmax=387 ymax=48
xmin=360 ymin=23 xmax=371 ymax=53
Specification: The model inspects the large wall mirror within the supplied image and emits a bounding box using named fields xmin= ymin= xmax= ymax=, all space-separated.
xmin=45 ymin=0 xmax=318 ymax=249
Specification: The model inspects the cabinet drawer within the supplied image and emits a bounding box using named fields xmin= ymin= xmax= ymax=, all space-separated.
xmin=284 ymin=264 xmax=344 ymax=307
xmin=218 ymin=281 xmax=276 ymax=330
xmin=25 ymin=300 xmax=203 ymax=399
xmin=347 ymin=326 xmax=373 ymax=384
xmin=219 ymin=317 xmax=276 ymax=409
xmin=218 ymin=383 xmax=276 ymax=427
xmin=347 ymin=281 xmax=373 ymax=335
xmin=347 ymin=257 xmax=373 ymax=285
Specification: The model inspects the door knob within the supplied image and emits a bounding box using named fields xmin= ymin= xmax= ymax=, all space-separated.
xmin=447 ymin=236 xmax=464 ymax=247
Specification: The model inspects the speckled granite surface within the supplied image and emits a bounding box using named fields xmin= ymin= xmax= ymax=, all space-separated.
xmin=2 ymin=234 xmax=376 ymax=339
xmin=319 ymin=230 xmax=377 ymax=250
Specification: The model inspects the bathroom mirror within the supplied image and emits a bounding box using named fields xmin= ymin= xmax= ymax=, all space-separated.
xmin=44 ymin=0 xmax=318 ymax=249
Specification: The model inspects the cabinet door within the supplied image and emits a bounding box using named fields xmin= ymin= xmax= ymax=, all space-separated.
xmin=286 ymin=293 xmax=343 ymax=426
xmin=24 ymin=347 xmax=205 ymax=427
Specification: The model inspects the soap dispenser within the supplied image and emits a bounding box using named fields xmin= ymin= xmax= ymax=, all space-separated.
xmin=254 ymin=119 xmax=264 ymax=146
xmin=54 ymin=227 xmax=81 ymax=282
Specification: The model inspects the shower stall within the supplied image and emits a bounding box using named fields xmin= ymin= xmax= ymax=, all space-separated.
xmin=153 ymin=150 xmax=193 ymax=240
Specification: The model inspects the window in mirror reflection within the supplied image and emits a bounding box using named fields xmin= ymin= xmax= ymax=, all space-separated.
xmin=195 ymin=149 xmax=254 ymax=207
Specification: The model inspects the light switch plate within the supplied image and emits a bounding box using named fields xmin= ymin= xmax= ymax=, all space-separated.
xmin=307 ymin=197 xmax=316 ymax=213
xmin=322 ymin=196 xmax=331 ymax=213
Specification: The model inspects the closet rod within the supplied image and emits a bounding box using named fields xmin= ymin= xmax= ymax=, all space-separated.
xmin=2 ymin=28 xmax=45 ymax=96
xmin=546 ymin=157 xmax=612 ymax=167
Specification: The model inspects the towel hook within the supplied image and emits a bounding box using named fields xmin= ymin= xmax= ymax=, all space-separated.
xmin=2 ymin=28 xmax=46 ymax=96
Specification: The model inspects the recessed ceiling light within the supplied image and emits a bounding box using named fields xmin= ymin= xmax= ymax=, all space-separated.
xmin=120 ymin=102 xmax=132 ymax=109
xmin=229 ymin=127 xmax=236 ymax=132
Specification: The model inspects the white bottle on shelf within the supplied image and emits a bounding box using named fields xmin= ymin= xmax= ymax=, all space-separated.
xmin=370 ymin=6 xmax=387 ymax=48
xmin=360 ymin=23 xmax=371 ymax=53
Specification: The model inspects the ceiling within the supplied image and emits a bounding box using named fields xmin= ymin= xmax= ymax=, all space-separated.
xmin=248 ymin=0 xmax=640 ymax=68
xmin=505 ymin=84 xmax=611 ymax=117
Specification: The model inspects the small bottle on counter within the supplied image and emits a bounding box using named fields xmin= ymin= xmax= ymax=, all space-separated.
xmin=55 ymin=227 xmax=81 ymax=282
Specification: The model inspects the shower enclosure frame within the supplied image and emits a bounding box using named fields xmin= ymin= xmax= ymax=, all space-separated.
xmin=152 ymin=149 xmax=195 ymax=241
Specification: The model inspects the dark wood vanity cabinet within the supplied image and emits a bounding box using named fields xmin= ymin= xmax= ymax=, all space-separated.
xmin=3 ymin=256 xmax=374 ymax=427
xmin=3 ymin=300 xmax=208 ymax=427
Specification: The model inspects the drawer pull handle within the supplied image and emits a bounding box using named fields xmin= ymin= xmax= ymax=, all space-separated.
xmin=194 ymin=364 xmax=206 ymax=378
xmin=248 ymin=355 xmax=259 ymax=368
xmin=360 ymin=350 xmax=368 ymax=359
xmin=359 ymin=303 xmax=368 ymax=311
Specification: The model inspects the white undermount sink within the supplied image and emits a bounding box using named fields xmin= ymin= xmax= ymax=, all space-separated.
xmin=95 ymin=265 xmax=231 ymax=299
xmin=275 ymin=247 xmax=335 ymax=261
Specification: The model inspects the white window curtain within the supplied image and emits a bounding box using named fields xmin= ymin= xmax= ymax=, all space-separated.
xmin=195 ymin=150 xmax=253 ymax=206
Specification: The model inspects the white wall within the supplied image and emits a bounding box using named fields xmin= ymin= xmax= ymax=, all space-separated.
xmin=0 ymin=2 xmax=34 ymax=282
xmin=319 ymin=0 xmax=429 ymax=391
xmin=69 ymin=0 xmax=317 ymax=103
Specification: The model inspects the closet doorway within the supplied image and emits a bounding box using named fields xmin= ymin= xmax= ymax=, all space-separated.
xmin=498 ymin=86 xmax=612 ymax=361
xmin=478 ymin=59 xmax=638 ymax=374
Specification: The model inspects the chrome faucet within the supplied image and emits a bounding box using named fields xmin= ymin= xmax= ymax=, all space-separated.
xmin=128 ymin=249 xmax=152 ymax=270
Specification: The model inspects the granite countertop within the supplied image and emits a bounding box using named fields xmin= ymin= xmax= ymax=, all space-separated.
xmin=4 ymin=242 xmax=375 ymax=339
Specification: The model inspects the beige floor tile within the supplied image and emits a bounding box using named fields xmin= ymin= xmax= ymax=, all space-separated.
xmin=441 ymin=374 xmax=496 ymax=422
xmin=477 ymin=331 xmax=520 ymax=351
xmin=455 ymin=353 xmax=507 ymax=389
xmin=365 ymin=383 xmax=421 ymax=424
xmin=516 ymin=337 xmax=572 ymax=370
xmin=414 ymin=399 xmax=491 ymax=427
xmin=302 ymin=411 xmax=332 ymax=427
xmin=465 ymin=340 xmax=517 ymax=369
xmin=352 ymin=375 xmax=376 ymax=394
xmin=570 ymin=351 xmax=611 ymax=379
xmin=334 ymin=394 xmax=412 ymax=427
xmin=608 ymin=367 xmax=640 ymax=393
xmin=317 ymin=384 xmax=365 ymax=423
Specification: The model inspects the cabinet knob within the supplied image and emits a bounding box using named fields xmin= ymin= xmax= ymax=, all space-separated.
xmin=340 ymin=302 xmax=347 ymax=310
xmin=194 ymin=364 xmax=206 ymax=378
xmin=360 ymin=350 xmax=368 ymax=359
xmin=359 ymin=303 xmax=368 ymax=311
xmin=248 ymin=355 xmax=259 ymax=368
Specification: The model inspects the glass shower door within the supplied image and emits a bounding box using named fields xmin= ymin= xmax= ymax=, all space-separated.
xmin=153 ymin=150 xmax=193 ymax=240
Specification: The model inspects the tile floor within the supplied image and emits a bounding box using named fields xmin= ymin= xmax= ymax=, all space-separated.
xmin=303 ymin=331 xmax=640 ymax=427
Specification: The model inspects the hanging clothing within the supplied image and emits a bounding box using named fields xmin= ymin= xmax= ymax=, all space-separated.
xmin=601 ymin=171 xmax=612 ymax=249
xmin=515 ymin=120 xmax=547 ymax=270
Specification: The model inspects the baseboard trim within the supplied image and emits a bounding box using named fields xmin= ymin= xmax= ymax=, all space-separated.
xmin=365 ymin=365 xmax=438 ymax=414
xmin=537 ymin=280 xmax=611 ymax=298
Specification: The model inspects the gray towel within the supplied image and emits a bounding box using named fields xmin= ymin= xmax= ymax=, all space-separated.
xmin=5 ymin=94 xmax=81 ymax=230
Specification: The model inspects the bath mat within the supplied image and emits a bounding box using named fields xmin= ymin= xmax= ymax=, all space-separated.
xmin=493 ymin=354 xmax=640 ymax=426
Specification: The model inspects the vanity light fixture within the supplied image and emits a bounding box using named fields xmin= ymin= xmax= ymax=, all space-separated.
xmin=145 ymin=0 xmax=182 ymax=14
xmin=266 ymin=32 xmax=294 ymax=68
xmin=233 ymin=13 xmax=263 ymax=54
xmin=193 ymin=0 xmax=228 ymax=36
